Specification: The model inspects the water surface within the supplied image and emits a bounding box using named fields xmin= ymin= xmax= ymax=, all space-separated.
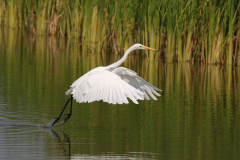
xmin=0 ymin=30 xmax=240 ymax=159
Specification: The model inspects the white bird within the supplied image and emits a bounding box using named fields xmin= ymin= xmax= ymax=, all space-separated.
xmin=51 ymin=43 xmax=162 ymax=127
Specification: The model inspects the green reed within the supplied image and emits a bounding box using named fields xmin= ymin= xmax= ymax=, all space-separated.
xmin=0 ymin=0 xmax=240 ymax=65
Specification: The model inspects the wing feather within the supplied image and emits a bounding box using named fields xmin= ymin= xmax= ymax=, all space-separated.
xmin=112 ymin=67 xmax=162 ymax=100
xmin=121 ymin=84 xmax=139 ymax=104
xmin=103 ymin=86 xmax=108 ymax=102
xmin=88 ymin=92 xmax=93 ymax=103
xmin=109 ymin=86 xmax=113 ymax=104
xmin=70 ymin=70 xmax=144 ymax=104
xmin=119 ymin=85 xmax=129 ymax=104
xmin=115 ymin=87 xmax=121 ymax=104
xmin=111 ymin=85 xmax=116 ymax=104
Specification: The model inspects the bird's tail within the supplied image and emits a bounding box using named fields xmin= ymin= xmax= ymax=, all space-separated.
xmin=65 ymin=88 xmax=72 ymax=95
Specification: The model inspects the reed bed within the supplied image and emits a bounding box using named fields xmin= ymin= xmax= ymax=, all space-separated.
xmin=0 ymin=0 xmax=240 ymax=65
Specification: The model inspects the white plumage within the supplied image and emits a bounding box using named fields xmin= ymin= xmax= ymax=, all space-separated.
xmin=65 ymin=43 xmax=162 ymax=105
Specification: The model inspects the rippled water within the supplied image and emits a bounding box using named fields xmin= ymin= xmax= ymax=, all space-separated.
xmin=0 ymin=30 xmax=240 ymax=159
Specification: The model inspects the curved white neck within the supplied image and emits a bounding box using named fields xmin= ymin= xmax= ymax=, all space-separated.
xmin=106 ymin=46 xmax=137 ymax=69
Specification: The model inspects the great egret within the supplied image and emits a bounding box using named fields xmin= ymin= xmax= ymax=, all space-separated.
xmin=51 ymin=43 xmax=162 ymax=126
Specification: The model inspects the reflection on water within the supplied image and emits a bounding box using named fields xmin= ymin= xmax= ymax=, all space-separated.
xmin=0 ymin=126 xmax=60 ymax=160
xmin=0 ymin=29 xmax=240 ymax=159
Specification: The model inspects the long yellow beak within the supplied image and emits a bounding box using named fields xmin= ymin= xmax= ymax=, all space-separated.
xmin=142 ymin=46 xmax=157 ymax=51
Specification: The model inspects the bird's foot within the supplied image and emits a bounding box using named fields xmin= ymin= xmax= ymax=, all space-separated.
xmin=61 ymin=114 xmax=72 ymax=123
xmin=50 ymin=117 xmax=60 ymax=127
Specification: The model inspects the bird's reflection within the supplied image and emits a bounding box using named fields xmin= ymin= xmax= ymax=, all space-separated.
xmin=46 ymin=128 xmax=71 ymax=159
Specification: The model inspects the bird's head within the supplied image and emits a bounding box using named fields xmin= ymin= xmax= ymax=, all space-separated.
xmin=132 ymin=43 xmax=157 ymax=51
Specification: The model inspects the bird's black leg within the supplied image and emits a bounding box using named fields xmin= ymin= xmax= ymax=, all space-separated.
xmin=51 ymin=95 xmax=73 ymax=127
xmin=62 ymin=95 xmax=73 ymax=123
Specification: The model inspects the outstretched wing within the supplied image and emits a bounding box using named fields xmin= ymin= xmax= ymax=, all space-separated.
xmin=70 ymin=70 xmax=144 ymax=104
xmin=112 ymin=67 xmax=162 ymax=100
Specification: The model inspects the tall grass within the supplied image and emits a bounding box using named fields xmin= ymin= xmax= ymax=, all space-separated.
xmin=0 ymin=0 xmax=240 ymax=65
